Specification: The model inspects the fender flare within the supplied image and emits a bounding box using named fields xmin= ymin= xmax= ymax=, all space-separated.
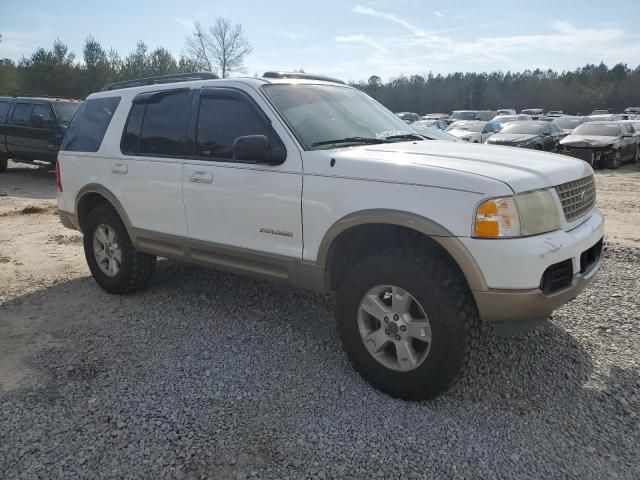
xmin=75 ymin=184 xmax=135 ymax=239
xmin=316 ymin=209 xmax=488 ymax=292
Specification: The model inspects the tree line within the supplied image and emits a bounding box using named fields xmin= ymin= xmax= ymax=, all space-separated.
xmin=0 ymin=18 xmax=251 ymax=99
xmin=354 ymin=64 xmax=640 ymax=115
xmin=1 ymin=28 xmax=640 ymax=114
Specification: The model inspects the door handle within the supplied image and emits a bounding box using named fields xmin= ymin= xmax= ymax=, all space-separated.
xmin=189 ymin=171 xmax=213 ymax=184
xmin=111 ymin=163 xmax=128 ymax=174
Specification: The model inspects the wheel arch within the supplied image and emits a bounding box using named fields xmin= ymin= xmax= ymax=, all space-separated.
xmin=317 ymin=209 xmax=488 ymax=293
xmin=75 ymin=184 xmax=134 ymax=238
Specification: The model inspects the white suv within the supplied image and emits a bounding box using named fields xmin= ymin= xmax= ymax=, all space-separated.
xmin=56 ymin=72 xmax=604 ymax=400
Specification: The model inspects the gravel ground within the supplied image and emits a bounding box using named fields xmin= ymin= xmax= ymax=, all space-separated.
xmin=1 ymin=162 xmax=639 ymax=479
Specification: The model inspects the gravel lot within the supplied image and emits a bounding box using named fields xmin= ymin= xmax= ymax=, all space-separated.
xmin=1 ymin=161 xmax=639 ymax=479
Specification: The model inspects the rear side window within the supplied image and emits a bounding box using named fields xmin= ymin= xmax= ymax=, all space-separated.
xmin=0 ymin=101 xmax=9 ymax=122
xmin=11 ymin=103 xmax=32 ymax=125
xmin=122 ymin=90 xmax=190 ymax=157
xmin=196 ymin=95 xmax=272 ymax=159
xmin=61 ymin=97 xmax=121 ymax=152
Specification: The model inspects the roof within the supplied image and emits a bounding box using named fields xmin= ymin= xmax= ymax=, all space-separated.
xmin=0 ymin=95 xmax=82 ymax=103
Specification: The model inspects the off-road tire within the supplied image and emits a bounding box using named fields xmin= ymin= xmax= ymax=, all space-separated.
xmin=83 ymin=204 xmax=156 ymax=294
xmin=0 ymin=157 xmax=8 ymax=173
xmin=336 ymin=247 xmax=481 ymax=400
xmin=605 ymin=149 xmax=622 ymax=169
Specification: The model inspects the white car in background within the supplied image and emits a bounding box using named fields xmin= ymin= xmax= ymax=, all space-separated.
xmin=493 ymin=114 xmax=532 ymax=124
xmin=445 ymin=120 xmax=502 ymax=143
xmin=496 ymin=108 xmax=516 ymax=115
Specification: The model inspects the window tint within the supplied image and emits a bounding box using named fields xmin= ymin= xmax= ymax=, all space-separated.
xmin=0 ymin=101 xmax=9 ymax=122
xmin=11 ymin=103 xmax=32 ymax=124
xmin=32 ymin=104 xmax=54 ymax=128
xmin=122 ymin=104 xmax=144 ymax=154
xmin=196 ymin=95 xmax=272 ymax=159
xmin=138 ymin=90 xmax=189 ymax=156
xmin=61 ymin=97 xmax=121 ymax=152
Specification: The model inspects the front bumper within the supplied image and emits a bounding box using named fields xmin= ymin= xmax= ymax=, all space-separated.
xmin=463 ymin=210 xmax=604 ymax=324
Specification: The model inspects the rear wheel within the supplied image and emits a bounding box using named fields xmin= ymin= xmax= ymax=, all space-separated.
xmin=83 ymin=205 xmax=156 ymax=294
xmin=0 ymin=157 xmax=7 ymax=173
xmin=336 ymin=247 xmax=480 ymax=400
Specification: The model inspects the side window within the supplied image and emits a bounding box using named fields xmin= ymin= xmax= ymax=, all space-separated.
xmin=138 ymin=90 xmax=190 ymax=156
xmin=0 ymin=101 xmax=9 ymax=122
xmin=31 ymin=104 xmax=54 ymax=128
xmin=60 ymin=97 xmax=121 ymax=152
xmin=11 ymin=103 xmax=32 ymax=125
xmin=195 ymin=94 xmax=275 ymax=160
xmin=122 ymin=104 xmax=144 ymax=154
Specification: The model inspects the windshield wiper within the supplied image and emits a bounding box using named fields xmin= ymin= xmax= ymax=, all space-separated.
xmin=385 ymin=133 xmax=424 ymax=142
xmin=311 ymin=136 xmax=391 ymax=148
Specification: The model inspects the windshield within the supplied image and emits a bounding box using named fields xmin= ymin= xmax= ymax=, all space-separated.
xmin=446 ymin=122 xmax=483 ymax=133
xmin=554 ymin=117 xmax=582 ymax=129
xmin=572 ymin=124 xmax=621 ymax=136
xmin=500 ymin=123 xmax=542 ymax=134
xmin=263 ymin=84 xmax=417 ymax=149
xmin=449 ymin=111 xmax=476 ymax=120
xmin=53 ymin=102 xmax=81 ymax=124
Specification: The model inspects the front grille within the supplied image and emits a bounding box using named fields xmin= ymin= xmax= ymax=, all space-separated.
xmin=540 ymin=259 xmax=574 ymax=294
xmin=554 ymin=176 xmax=596 ymax=223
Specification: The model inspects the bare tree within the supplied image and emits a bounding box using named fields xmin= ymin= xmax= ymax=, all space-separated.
xmin=185 ymin=18 xmax=252 ymax=77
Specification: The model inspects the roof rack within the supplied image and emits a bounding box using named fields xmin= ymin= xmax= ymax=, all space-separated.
xmin=0 ymin=93 xmax=83 ymax=102
xmin=100 ymin=72 xmax=218 ymax=92
xmin=262 ymin=71 xmax=346 ymax=85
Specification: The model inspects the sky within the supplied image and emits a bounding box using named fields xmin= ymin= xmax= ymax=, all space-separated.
xmin=2 ymin=0 xmax=640 ymax=81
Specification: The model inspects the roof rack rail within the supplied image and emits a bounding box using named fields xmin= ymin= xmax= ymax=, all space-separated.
xmin=100 ymin=72 xmax=218 ymax=91
xmin=0 ymin=92 xmax=83 ymax=101
xmin=262 ymin=71 xmax=346 ymax=85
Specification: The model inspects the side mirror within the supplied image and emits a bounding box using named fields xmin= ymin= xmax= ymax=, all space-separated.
xmin=30 ymin=114 xmax=44 ymax=128
xmin=232 ymin=135 xmax=286 ymax=165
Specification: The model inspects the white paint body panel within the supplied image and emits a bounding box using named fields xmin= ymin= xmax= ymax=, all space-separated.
xmin=57 ymin=77 xmax=601 ymax=297
xmin=461 ymin=209 xmax=604 ymax=289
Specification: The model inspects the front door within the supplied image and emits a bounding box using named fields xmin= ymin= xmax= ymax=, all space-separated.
xmin=28 ymin=103 xmax=58 ymax=162
xmin=182 ymin=87 xmax=303 ymax=260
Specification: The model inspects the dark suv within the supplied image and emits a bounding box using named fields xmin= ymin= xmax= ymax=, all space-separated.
xmin=0 ymin=96 xmax=82 ymax=172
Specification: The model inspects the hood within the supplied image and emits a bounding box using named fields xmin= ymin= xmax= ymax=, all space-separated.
xmin=559 ymin=135 xmax=617 ymax=148
xmin=304 ymin=141 xmax=591 ymax=194
xmin=447 ymin=129 xmax=476 ymax=138
xmin=488 ymin=133 xmax=537 ymax=144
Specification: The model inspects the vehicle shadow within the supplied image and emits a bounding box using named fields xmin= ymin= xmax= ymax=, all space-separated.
xmin=0 ymin=257 xmax=637 ymax=477
xmin=0 ymin=161 xmax=56 ymax=200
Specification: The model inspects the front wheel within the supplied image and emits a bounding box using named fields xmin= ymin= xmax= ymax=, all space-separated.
xmin=336 ymin=247 xmax=480 ymax=400
xmin=0 ymin=157 xmax=7 ymax=173
xmin=605 ymin=149 xmax=622 ymax=169
xmin=83 ymin=205 xmax=156 ymax=294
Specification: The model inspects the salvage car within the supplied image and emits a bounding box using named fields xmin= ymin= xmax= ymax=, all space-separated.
xmin=552 ymin=115 xmax=591 ymax=134
xmin=521 ymin=108 xmax=543 ymax=119
xmin=412 ymin=119 xmax=448 ymax=130
xmin=493 ymin=114 xmax=532 ymax=124
xmin=444 ymin=110 xmax=496 ymax=125
xmin=56 ymin=71 xmax=604 ymax=400
xmin=395 ymin=112 xmax=420 ymax=124
xmin=486 ymin=121 xmax=565 ymax=151
xmin=445 ymin=120 xmax=502 ymax=143
xmin=559 ymin=121 xmax=639 ymax=168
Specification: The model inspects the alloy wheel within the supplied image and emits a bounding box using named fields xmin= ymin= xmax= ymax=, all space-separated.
xmin=93 ymin=224 xmax=122 ymax=277
xmin=357 ymin=285 xmax=432 ymax=372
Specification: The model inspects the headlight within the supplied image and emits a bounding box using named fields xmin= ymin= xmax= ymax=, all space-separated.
xmin=474 ymin=190 xmax=560 ymax=238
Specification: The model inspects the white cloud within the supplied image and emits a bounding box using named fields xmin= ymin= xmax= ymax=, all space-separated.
xmin=175 ymin=18 xmax=195 ymax=31
xmin=336 ymin=6 xmax=640 ymax=79
xmin=335 ymin=34 xmax=386 ymax=53
xmin=434 ymin=11 xmax=443 ymax=18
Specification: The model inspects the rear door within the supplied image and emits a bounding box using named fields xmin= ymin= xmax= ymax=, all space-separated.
xmin=182 ymin=86 xmax=303 ymax=258
xmin=27 ymin=103 xmax=58 ymax=162
xmin=6 ymin=101 xmax=33 ymax=159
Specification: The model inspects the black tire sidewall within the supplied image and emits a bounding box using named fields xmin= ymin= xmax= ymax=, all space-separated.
xmin=83 ymin=205 xmax=136 ymax=293
xmin=337 ymin=252 xmax=474 ymax=399
xmin=0 ymin=158 xmax=7 ymax=173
